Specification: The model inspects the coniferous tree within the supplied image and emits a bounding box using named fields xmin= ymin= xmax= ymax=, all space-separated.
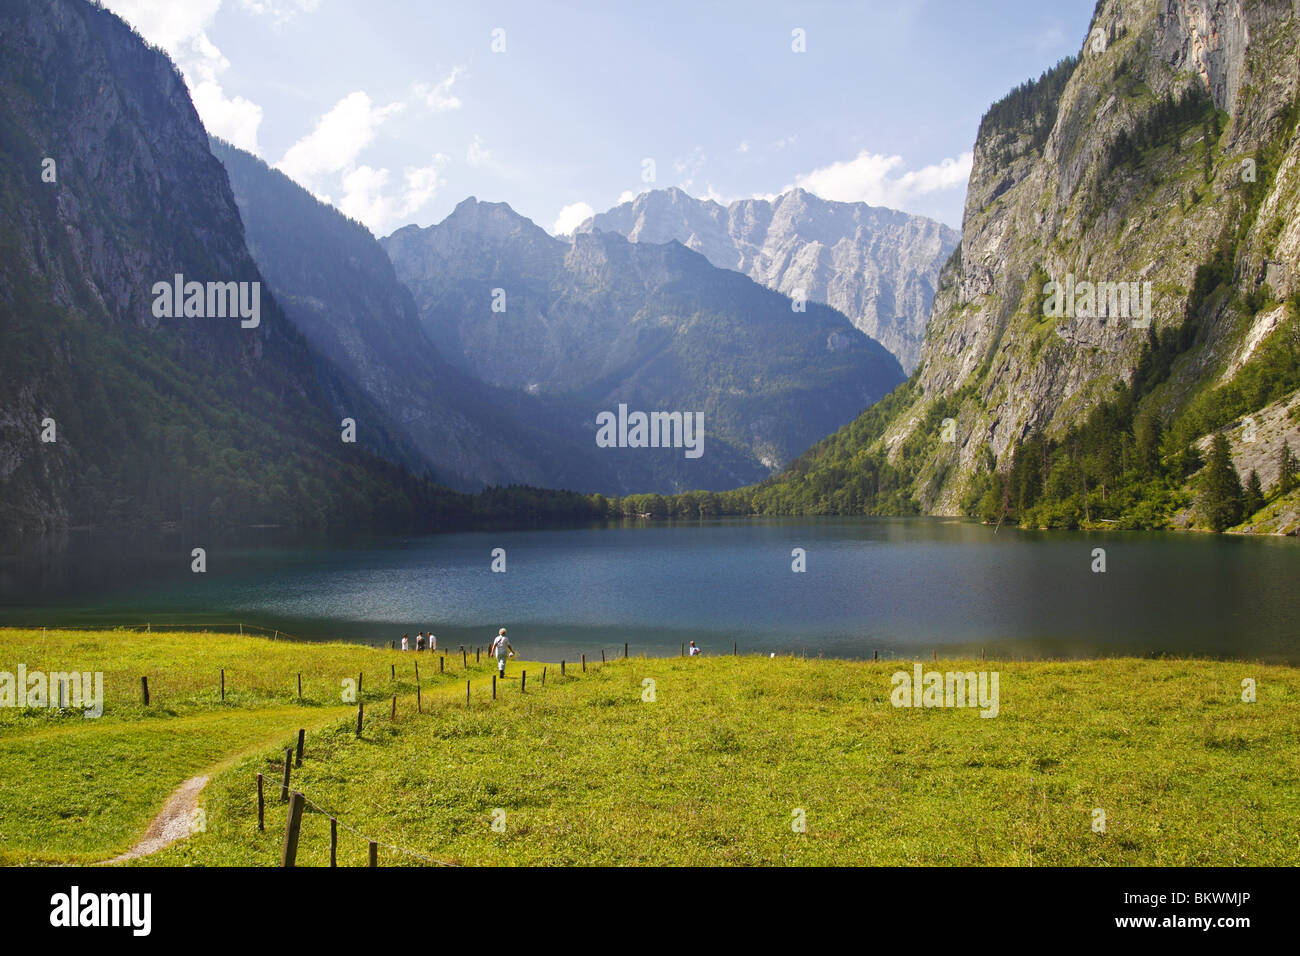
xmin=1198 ymin=433 xmax=1243 ymax=532
xmin=1279 ymin=440 xmax=1298 ymax=495
xmin=1243 ymin=469 xmax=1264 ymax=516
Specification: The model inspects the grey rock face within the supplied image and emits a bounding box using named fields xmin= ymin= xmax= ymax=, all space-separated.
xmin=579 ymin=187 xmax=958 ymax=371
xmin=883 ymin=0 xmax=1300 ymax=514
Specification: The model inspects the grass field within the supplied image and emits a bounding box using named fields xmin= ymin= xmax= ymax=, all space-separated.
xmin=1 ymin=628 xmax=1297 ymax=866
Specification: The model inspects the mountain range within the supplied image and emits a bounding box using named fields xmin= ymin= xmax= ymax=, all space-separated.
xmin=0 ymin=0 xmax=910 ymax=535
xmin=13 ymin=0 xmax=1286 ymax=538
xmin=578 ymin=186 xmax=958 ymax=371
xmin=381 ymin=197 xmax=904 ymax=489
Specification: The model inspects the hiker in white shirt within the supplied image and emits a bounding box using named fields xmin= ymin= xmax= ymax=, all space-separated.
xmin=427 ymin=631 xmax=437 ymax=652
xmin=401 ymin=633 xmax=409 ymax=651
xmin=490 ymin=628 xmax=514 ymax=677
xmin=689 ymin=641 xmax=701 ymax=656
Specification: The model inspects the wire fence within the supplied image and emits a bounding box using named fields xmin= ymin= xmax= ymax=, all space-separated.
xmin=294 ymin=790 xmax=459 ymax=867
xmin=262 ymin=646 xmax=636 ymax=867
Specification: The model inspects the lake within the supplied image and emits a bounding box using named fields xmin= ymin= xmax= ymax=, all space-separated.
xmin=1 ymin=518 xmax=1297 ymax=663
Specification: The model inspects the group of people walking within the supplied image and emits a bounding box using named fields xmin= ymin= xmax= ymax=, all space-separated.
xmin=398 ymin=630 xmax=437 ymax=652
xmin=396 ymin=627 xmax=515 ymax=678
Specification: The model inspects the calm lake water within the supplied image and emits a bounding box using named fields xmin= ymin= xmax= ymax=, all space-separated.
xmin=1 ymin=518 xmax=1297 ymax=663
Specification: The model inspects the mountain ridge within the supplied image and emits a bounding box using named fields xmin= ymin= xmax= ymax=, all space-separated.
xmin=579 ymin=185 xmax=958 ymax=370
xmin=382 ymin=197 xmax=907 ymax=490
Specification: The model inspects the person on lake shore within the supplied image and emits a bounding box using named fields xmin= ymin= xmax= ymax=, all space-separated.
xmin=689 ymin=641 xmax=701 ymax=656
xmin=416 ymin=632 xmax=425 ymax=652
xmin=401 ymin=633 xmax=409 ymax=651
xmin=490 ymin=628 xmax=513 ymax=677
xmin=428 ymin=631 xmax=436 ymax=652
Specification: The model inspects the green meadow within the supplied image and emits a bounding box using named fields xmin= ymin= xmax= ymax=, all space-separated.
xmin=0 ymin=629 xmax=1296 ymax=866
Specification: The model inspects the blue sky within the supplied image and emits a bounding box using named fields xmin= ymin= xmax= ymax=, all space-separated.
xmin=104 ymin=0 xmax=1097 ymax=235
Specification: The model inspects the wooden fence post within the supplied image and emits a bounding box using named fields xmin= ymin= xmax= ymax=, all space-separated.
xmin=391 ymin=663 xmax=395 ymax=680
xmin=358 ymin=672 xmax=363 ymax=697
xmin=542 ymin=666 xmax=546 ymax=686
xmin=330 ymin=817 xmax=338 ymax=867
xmin=492 ymin=675 xmax=496 ymax=700
xmin=295 ymin=729 xmax=305 ymax=767
xmin=601 ymin=649 xmax=605 ymax=663
xmin=140 ymin=676 xmax=149 ymax=706
xmin=391 ymin=695 xmax=397 ymax=720
xmin=281 ymin=790 xmax=305 ymax=867
xmin=466 ymin=680 xmax=470 ymax=705
xmin=368 ymin=841 xmax=378 ymax=867
xmin=625 ymin=642 xmax=629 ymax=658
xmin=220 ymin=668 xmax=225 ymax=702
xmin=257 ymin=773 xmax=265 ymax=832
xmin=561 ymin=660 xmax=566 ymax=676
xmin=355 ymin=701 xmax=363 ymax=737
xmin=521 ymin=670 xmax=526 ymax=693
xmin=462 ymin=649 xmax=467 ymax=668
xmin=476 ymin=647 xmax=480 ymax=663
xmin=874 ymin=649 xmax=878 ymax=661
xmin=416 ymin=681 xmax=422 ymax=713
xmin=734 ymin=641 xmax=737 ymax=656
xmin=281 ymin=748 xmax=292 ymax=801
xmin=298 ymin=672 xmax=302 ymax=700
xmin=582 ymin=653 xmax=586 ymax=672
xmin=440 ymin=656 xmax=444 ymax=673
xmin=682 ymin=643 xmax=685 ymax=656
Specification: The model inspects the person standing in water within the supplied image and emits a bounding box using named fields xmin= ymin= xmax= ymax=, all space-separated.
xmin=490 ymin=628 xmax=513 ymax=677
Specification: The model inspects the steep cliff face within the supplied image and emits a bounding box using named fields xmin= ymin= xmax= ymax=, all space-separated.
xmin=885 ymin=0 xmax=1300 ymax=513
xmin=581 ymin=187 xmax=957 ymax=371
xmin=0 ymin=0 xmax=427 ymax=533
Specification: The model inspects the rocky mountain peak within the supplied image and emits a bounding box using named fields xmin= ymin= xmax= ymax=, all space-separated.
xmin=579 ymin=187 xmax=957 ymax=370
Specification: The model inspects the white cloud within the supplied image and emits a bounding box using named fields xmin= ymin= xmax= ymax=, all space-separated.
xmin=238 ymin=0 xmax=321 ymax=24
xmin=698 ymin=184 xmax=733 ymax=205
xmin=277 ymin=91 xmax=404 ymax=191
xmin=466 ymin=134 xmax=492 ymax=167
xmin=617 ymin=190 xmax=638 ymax=204
xmin=552 ymin=201 xmax=595 ymax=236
xmin=787 ymin=150 xmax=973 ymax=210
xmin=191 ymin=83 xmax=263 ymax=150
xmin=737 ymin=141 xmax=750 ymax=154
xmin=274 ymin=92 xmax=445 ymax=234
xmin=413 ymin=68 xmax=465 ymax=112
xmin=102 ymin=0 xmax=263 ymax=151
xmin=335 ymin=155 xmax=448 ymax=234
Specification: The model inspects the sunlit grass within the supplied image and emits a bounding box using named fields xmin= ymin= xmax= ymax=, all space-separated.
xmin=2 ymin=629 xmax=1295 ymax=866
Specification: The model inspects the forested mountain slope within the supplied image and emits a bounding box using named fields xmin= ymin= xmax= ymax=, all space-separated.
xmin=716 ymin=0 xmax=1300 ymax=534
